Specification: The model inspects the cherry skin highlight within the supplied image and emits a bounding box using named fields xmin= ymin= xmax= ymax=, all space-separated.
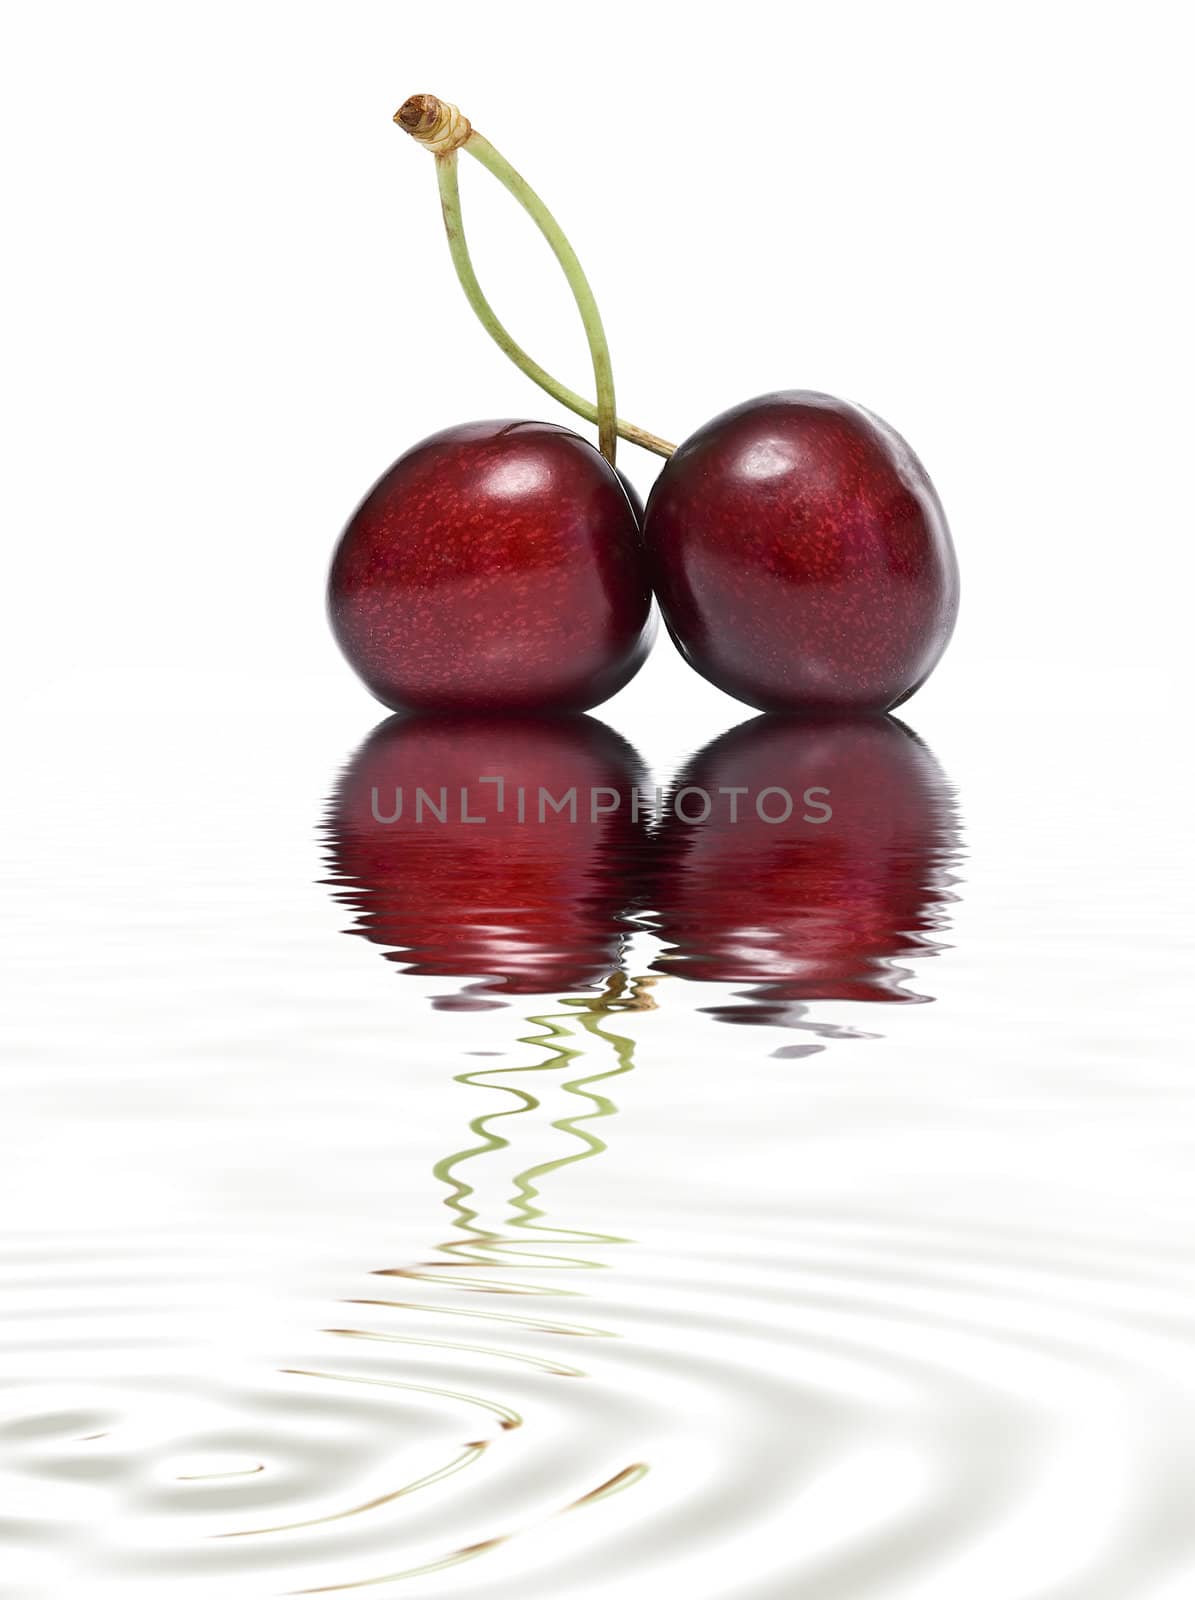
xmin=329 ymin=420 xmax=654 ymax=714
xmin=643 ymin=392 xmax=959 ymax=712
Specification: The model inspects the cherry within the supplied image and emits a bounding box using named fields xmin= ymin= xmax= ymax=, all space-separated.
xmin=651 ymin=713 xmax=960 ymax=1020
xmin=387 ymin=102 xmax=960 ymax=714
xmin=361 ymin=103 xmax=964 ymax=719
xmin=328 ymin=420 xmax=654 ymax=714
xmin=643 ymin=392 xmax=959 ymax=712
xmin=617 ymin=471 xmax=645 ymax=524
xmin=323 ymin=712 xmax=651 ymax=1008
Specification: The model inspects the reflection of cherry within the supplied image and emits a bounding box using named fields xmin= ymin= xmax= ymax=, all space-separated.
xmin=651 ymin=715 xmax=961 ymax=1019
xmin=323 ymin=714 xmax=650 ymax=1008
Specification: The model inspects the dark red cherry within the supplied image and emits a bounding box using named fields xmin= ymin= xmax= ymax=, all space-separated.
xmin=651 ymin=714 xmax=961 ymax=1017
xmin=329 ymin=420 xmax=654 ymax=714
xmin=323 ymin=712 xmax=651 ymax=1008
xmin=616 ymin=471 xmax=645 ymax=525
xmin=644 ymin=392 xmax=959 ymax=712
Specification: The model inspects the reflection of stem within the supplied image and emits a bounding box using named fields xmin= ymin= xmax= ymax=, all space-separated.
xmin=505 ymin=977 xmax=659 ymax=1243
xmin=381 ymin=975 xmax=658 ymax=1297
xmin=289 ymin=980 xmax=659 ymax=1578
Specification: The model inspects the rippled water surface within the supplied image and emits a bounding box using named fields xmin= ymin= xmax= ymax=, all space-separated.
xmin=4 ymin=698 xmax=1193 ymax=1597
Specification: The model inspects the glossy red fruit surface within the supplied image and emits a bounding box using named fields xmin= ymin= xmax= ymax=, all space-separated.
xmin=323 ymin=713 xmax=651 ymax=1008
xmin=651 ymin=714 xmax=960 ymax=1018
xmin=644 ymin=392 xmax=959 ymax=712
xmin=329 ymin=421 xmax=654 ymax=714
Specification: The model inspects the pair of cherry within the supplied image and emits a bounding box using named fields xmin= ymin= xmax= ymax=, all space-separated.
xmin=328 ymin=98 xmax=959 ymax=717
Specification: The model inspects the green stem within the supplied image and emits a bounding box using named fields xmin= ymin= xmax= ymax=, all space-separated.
xmin=435 ymin=153 xmax=674 ymax=459
xmin=463 ymin=132 xmax=618 ymax=464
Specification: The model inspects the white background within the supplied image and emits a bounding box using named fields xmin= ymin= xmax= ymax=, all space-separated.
xmin=2 ymin=0 xmax=1191 ymax=739
xmin=3 ymin=10 xmax=1195 ymax=1595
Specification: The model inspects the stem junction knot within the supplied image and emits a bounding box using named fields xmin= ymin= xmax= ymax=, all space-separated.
xmin=395 ymin=95 xmax=472 ymax=157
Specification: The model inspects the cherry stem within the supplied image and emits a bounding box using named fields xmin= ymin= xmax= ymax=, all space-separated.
xmin=435 ymin=153 xmax=675 ymax=459
xmin=395 ymin=95 xmax=675 ymax=463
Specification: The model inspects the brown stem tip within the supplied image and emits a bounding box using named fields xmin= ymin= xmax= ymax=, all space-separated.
xmin=394 ymin=94 xmax=472 ymax=156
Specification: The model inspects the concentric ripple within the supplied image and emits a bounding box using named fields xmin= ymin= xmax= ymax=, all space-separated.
xmin=6 ymin=703 xmax=1195 ymax=1596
